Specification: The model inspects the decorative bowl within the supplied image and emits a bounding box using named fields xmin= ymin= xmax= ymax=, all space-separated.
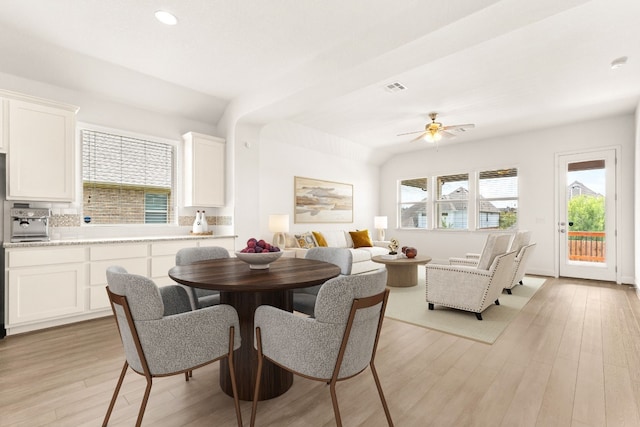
xmin=235 ymin=251 xmax=283 ymax=269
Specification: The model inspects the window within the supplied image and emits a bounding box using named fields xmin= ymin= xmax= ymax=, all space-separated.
xmin=436 ymin=173 xmax=469 ymax=229
xmin=399 ymin=178 xmax=428 ymax=229
xmin=82 ymin=129 xmax=175 ymax=225
xmin=478 ymin=168 xmax=518 ymax=229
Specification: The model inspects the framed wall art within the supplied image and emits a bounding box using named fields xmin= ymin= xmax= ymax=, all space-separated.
xmin=294 ymin=176 xmax=353 ymax=223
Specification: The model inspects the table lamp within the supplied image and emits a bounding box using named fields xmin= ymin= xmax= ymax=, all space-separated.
xmin=269 ymin=214 xmax=289 ymax=249
xmin=374 ymin=216 xmax=388 ymax=241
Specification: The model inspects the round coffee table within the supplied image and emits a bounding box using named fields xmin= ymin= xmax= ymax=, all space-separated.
xmin=371 ymin=254 xmax=432 ymax=287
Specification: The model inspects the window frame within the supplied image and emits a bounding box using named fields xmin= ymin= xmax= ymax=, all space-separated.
xmin=435 ymin=172 xmax=470 ymax=230
xmin=78 ymin=123 xmax=179 ymax=226
xmin=395 ymin=167 xmax=519 ymax=232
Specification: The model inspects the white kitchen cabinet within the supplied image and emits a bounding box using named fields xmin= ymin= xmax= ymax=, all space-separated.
xmin=89 ymin=243 xmax=148 ymax=309
xmin=5 ymin=93 xmax=78 ymax=201
xmin=6 ymin=247 xmax=86 ymax=327
xmin=0 ymin=98 xmax=7 ymax=153
xmin=4 ymin=236 xmax=235 ymax=335
xmin=182 ymin=132 xmax=225 ymax=207
xmin=150 ymin=240 xmax=198 ymax=286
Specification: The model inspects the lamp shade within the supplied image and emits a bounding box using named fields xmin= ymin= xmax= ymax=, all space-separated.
xmin=268 ymin=214 xmax=290 ymax=233
xmin=374 ymin=216 xmax=388 ymax=230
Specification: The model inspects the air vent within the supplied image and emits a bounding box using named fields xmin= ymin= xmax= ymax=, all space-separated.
xmin=384 ymin=82 xmax=407 ymax=93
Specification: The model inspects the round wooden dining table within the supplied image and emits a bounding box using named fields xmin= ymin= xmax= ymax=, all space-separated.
xmin=168 ymin=256 xmax=341 ymax=401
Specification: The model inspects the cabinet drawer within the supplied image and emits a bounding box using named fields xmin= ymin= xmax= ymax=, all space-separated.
xmin=151 ymin=240 xmax=197 ymax=256
xmin=8 ymin=247 xmax=86 ymax=268
xmin=90 ymin=286 xmax=110 ymax=310
xmin=199 ymin=238 xmax=235 ymax=252
xmin=91 ymin=258 xmax=148 ymax=285
xmin=90 ymin=244 xmax=148 ymax=261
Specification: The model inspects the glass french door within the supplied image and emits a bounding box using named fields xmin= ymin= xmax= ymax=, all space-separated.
xmin=557 ymin=149 xmax=617 ymax=281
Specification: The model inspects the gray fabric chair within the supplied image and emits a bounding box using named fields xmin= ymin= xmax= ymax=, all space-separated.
xmin=175 ymin=246 xmax=229 ymax=309
xmin=103 ymin=266 xmax=242 ymax=427
xmin=426 ymin=250 xmax=518 ymax=320
xmin=250 ymin=269 xmax=393 ymax=427
xmin=504 ymin=243 xmax=537 ymax=294
xmin=293 ymin=247 xmax=353 ymax=316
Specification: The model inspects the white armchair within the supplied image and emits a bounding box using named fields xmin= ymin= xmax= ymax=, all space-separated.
xmin=504 ymin=243 xmax=537 ymax=294
xmin=426 ymin=250 xmax=518 ymax=320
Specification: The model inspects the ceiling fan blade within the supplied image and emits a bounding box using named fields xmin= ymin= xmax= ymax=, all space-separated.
xmin=443 ymin=123 xmax=475 ymax=131
xmin=397 ymin=130 xmax=425 ymax=136
xmin=440 ymin=130 xmax=457 ymax=139
xmin=409 ymin=132 xmax=428 ymax=142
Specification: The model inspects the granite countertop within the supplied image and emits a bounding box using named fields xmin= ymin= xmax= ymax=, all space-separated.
xmin=3 ymin=234 xmax=237 ymax=248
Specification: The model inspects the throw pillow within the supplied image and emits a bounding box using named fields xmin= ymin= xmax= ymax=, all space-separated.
xmin=349 ymin=229 xmax=373 ymax=248
xmin=312 ymin=231 xmax=328 ymax=247
xmin=295 ymin=232 xmax=318 ymax=249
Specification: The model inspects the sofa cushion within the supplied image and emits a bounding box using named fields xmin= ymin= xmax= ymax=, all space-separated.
xmin=356 ymin=246 xmax=388 ymax=258
xmin=349 ymin=248 xmax=373 ymax=263
xmin=349 ymin=229 xmax=373 ymax=248
xmin=295 ymin=232 xmax=318 ymax=249
xmin=312 ymin=231 xmax=328 ymax=247
xmin=322 ymin=230 xmax=349 ymax=248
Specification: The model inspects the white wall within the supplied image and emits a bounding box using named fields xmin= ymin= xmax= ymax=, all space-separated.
xmin=635 ymin=101 xmax=640 ymax=294
xmin=380 ymin=114 xmax=636 ymax=282
xmin=232 ymin=120 xmax=381 ymax=248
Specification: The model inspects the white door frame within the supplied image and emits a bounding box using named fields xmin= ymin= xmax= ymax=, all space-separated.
xmin=554 ymin=146 xmax=621 ymax=283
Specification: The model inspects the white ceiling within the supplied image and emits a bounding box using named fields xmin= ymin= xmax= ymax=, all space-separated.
xmin=0 ymin=0 xmax=638 ymax=156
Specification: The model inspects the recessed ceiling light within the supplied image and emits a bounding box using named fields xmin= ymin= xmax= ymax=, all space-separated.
xmin=610 ymin=56 xmax=628 ymax=69
xmin=155 ymin=10 xmax=178 ymax=26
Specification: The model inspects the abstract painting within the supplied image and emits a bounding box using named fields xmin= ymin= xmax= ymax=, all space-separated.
xmin=294 ymin=176 xmax=353 ymax=223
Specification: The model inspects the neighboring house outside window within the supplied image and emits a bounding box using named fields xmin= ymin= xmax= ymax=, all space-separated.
xmin=436 ymin=174 xmax=469 ymax=229
xmin=477 ymin=168 xmax=518 ymax=230
xmin=82 ymin=128 xmax=175 ymax=225
xmin=399 ymin=178 xmax=428 ymax=229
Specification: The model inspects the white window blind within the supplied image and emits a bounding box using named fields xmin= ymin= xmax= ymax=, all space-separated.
xmin=81 ymin=129 xmax=174 ymax=224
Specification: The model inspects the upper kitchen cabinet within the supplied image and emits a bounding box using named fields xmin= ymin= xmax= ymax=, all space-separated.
xmin=182 ymin=132 xmax=225 ymax=207
xmin=4 ymin=91 xmax=78 ymax=202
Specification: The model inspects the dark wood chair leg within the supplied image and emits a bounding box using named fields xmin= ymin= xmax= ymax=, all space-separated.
xmin=495 ymin=299 xmax=500 ymax=305
xmin=103 ymin=361 xmax=129 ymax=427
xmin=329 ymin=380 xmax=343 ymax=427
xmin=370 ymin=362 xmax=394 ymax=426
xmin=135 ymin=377 xmax=153 ymax=427
xmin=506 ymin=289 xmax=512 ymax=295
xmin=475 ymin=312 xmax=483 ymax=320
xmin=250 ymin=328 xmax=264 ymax=427
xmin=428 ymin=303 xmax=434 ymax=310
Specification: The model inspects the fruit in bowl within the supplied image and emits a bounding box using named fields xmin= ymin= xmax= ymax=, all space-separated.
xmin=236 ymin=238 xmax=283 ymax=269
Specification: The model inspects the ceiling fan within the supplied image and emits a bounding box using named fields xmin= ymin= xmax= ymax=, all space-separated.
xmin=398 ymin=112 xmax=475 ymax=142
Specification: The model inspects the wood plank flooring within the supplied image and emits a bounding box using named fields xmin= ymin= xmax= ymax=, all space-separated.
xmin=1 ymin=277 xmax=640 ymax=426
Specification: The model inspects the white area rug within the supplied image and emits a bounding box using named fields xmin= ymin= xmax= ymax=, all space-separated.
xmin=384 ymin=274 xmax=548 ymax=344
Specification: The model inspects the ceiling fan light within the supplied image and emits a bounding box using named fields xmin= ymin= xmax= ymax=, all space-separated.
xmin=424 ymin=131 xmax=441 ymax=143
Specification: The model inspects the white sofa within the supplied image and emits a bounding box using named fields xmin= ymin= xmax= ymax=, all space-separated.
xmin=284 ymin=230 xmax=389 ymax=275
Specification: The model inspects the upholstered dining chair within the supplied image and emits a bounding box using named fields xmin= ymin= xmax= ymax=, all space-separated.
xmin=251 ymin=269 xmax=393 ymax=427
xmin=175 ymin=246 xmax=229 ymax=309
xmin=426 ymin=249 xmax=517 ymax=320
xmin=293 ymin=247 xmax=353 ymax=316
xmin=103 ymin=266 xmax=242 ymax=427
xmin=504 ymin=243 xmax=537 ymax=294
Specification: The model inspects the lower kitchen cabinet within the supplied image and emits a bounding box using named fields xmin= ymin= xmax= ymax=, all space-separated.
xmin=7 ymin=247 xmax=85 ymax=328
xmin=4 ymin=236 xmax=236 ymax=335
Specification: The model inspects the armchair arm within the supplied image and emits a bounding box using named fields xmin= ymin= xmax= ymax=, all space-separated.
xmin=136 ymin=304 xmax=240 ymax=375
xmin=425 ymin=264 xmax=492 ymax=312
xmin=255 ymin=305 xmax=343 ymax=379
xmin=448 ymin=257 xmax=479 ymax=266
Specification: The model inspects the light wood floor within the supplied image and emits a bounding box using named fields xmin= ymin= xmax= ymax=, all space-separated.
xmin=1 ymin=277 xmax=640 ymax=427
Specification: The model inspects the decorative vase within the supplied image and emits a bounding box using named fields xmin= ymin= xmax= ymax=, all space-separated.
xmin=192 ymin=210 xmax=203 ymax=233
xmin=200 ymin=210 xmax=208 ymax=233
xmin=405 ymin=247 xmax=418 ymax=258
